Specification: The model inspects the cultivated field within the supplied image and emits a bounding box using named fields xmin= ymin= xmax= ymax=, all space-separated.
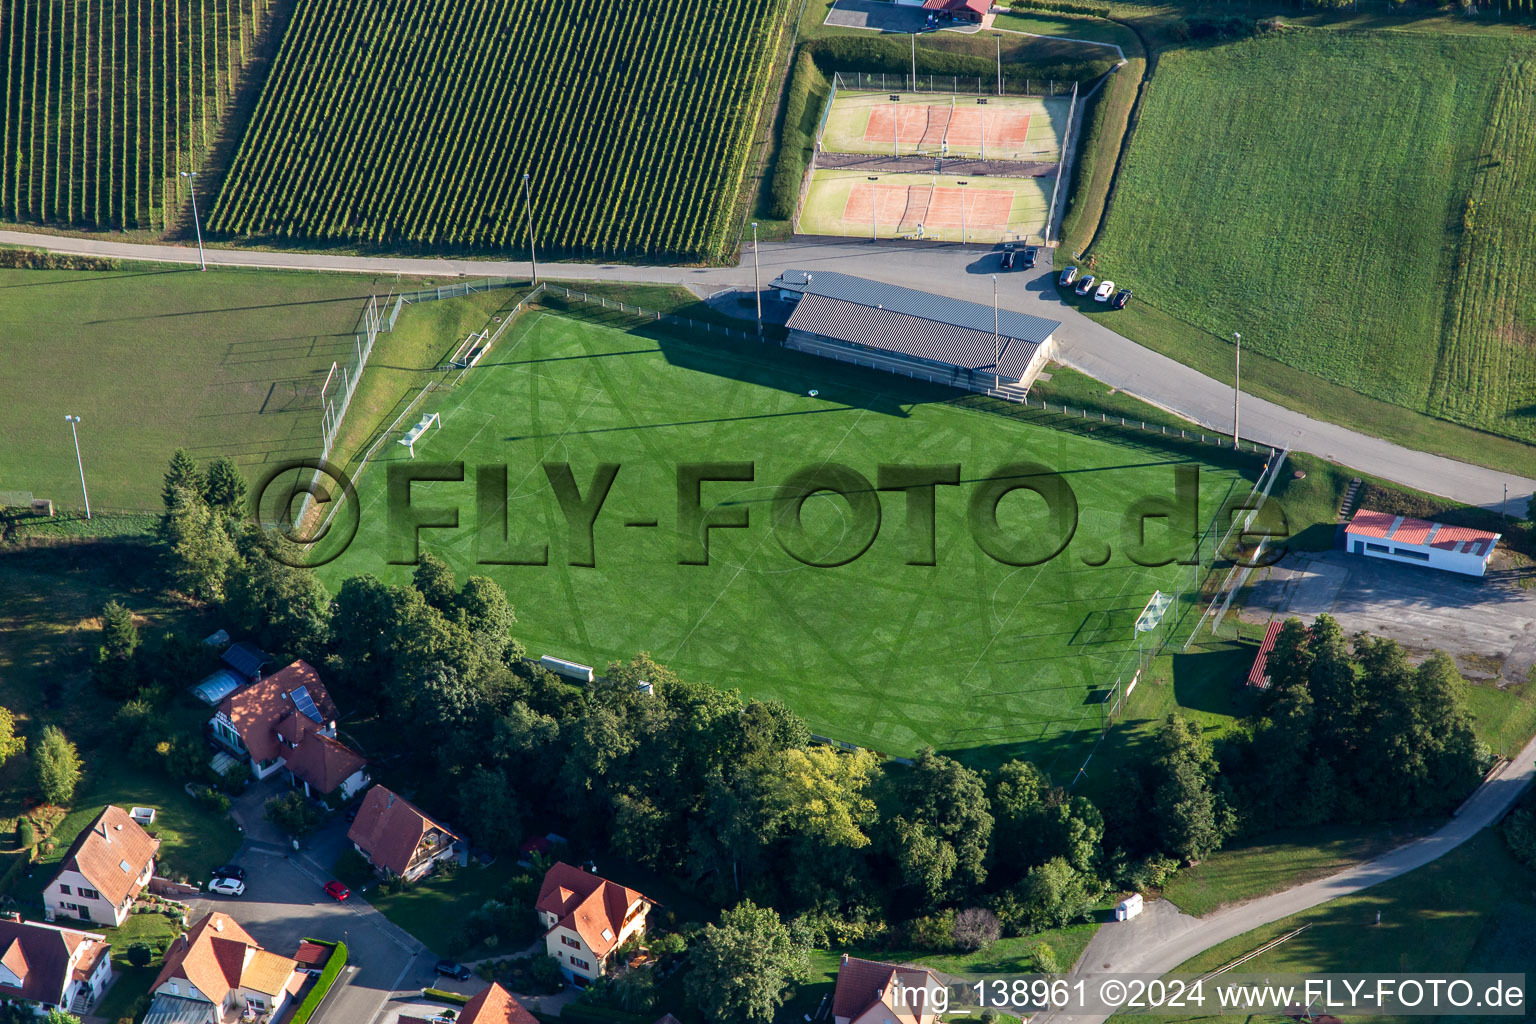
xmin=322 ymin=308 xmax=1245 ymax=770
xmin=0 ymin=0 xmax=278 ymax=230
xmin=0 ymin=266 xmax=411 ymax=509
xmin=821 ymin=90 xmax=1071 ymax=162
xmin=1092 ymin=30 xmax=1536 ymax=444
xmin=208 ymin=0 xmax=795 ymax=261
xmin=800 ymin=167 xmax=1051 ymax=242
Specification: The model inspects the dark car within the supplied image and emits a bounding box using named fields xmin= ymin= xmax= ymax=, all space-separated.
xmin=212 ymin=865 xmax=246 ymax=882
xmin=1059 ymin=266 xmax=1078 ymax=286
xmin=1074 ymin=274 xmax=1097 ymax=297
xmin=1000 ymin=248 xmax=1017 ymax=270
xmin=1022 ymin=246 xmax=1039 ymax=269
xmin=434 ymin=960 xmax=472 ymax=981
xmin=1112 ymin=288 xmax=1132 ymax=309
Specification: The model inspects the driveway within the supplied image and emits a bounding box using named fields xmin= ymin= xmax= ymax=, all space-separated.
xmin=1243 ymin=549 xmax=1536 ymax=689
xmin=824 ymin=0 xmax=984 ymax=34
xmin=188 ymin=845 xmax=431 ymax=1024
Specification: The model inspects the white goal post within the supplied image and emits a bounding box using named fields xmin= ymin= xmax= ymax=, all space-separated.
xmin=399 ymin=412 xmax=441 ymax=458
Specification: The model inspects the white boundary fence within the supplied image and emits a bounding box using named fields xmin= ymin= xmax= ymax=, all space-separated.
xmin=1043 ymin=80 xmax=1079 ymax=244
xmin=1184 ymin=447 xmax=1292 ymax=647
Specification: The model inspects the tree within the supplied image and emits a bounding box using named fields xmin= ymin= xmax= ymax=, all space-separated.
xmin=685 ymin=901 xmax=810 ymax=1024
xmin=878 ymin=748 xmax=993 ymax=906
xmin=1151 ymin=715 xmax=1234 ymax=864
xmin=767 ymin=747 xmax=878 ymax=849
xmin=203 ymin=457 xmax=248 ymax=514
xmin=412 ymin=553 xmax=457 ymax=612
xmin=454 ymin=767 xmax=524 ymax=854
xmin=952 ymin=906 xmax=1001 ymax=951
xmin=225 ymin=548 xmax=332 ymax=661
xmin=1032 ymin=941 xmax=1061 ymax=974
xmin=0 ymin=707 xmax=24 ymax=768
xmin=93 ymin=600 xmax=142 ymax=698
xmin=264 ymin=791 xmax=322 ymax=836
xmin=126 ymin=942 xmax=154 ymax=967
xmin=456 ymin=576 xmax=518 ymax=664
xmin=43 ymin=1010 xmax=82 ymax=1024
xmin=163 ymin=485 xmax=239 ymax=602
xmin=33 ymin=726 xmax=82 ymax=806
xmin=1016 ymin=857 xmax=1099 ymax=931
xmin=1264 ymin=618 xmax=1312 ymax=693
xmin=161 ymin=448 xmax=202 ymax=515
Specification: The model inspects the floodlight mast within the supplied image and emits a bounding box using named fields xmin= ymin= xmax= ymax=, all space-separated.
xmin=523 ymin=173 xmax=540 ymax=284
xmin=750 ymin=222 xmax=762 ymax=339
xmin=180 ymin=171 xmax=206 ymax=271
xmin=1232 ymin=331 xmax=1242 ymax=449
xmin=64 ymin=415 xmax=91 ymax=519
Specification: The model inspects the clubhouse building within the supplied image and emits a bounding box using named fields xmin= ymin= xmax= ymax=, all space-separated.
xmin=771 ymin=270 xmax=1059 ymax=398
xmin=1345 ymin=508 xmax=1501 ymax=577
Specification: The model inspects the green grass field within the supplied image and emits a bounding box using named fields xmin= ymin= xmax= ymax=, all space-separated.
xmin=1092 ymin=29 xmax=1536 ymax=446
xmin=799 ymin=168 xmax=1052 ymax=243
xmin=819 ymin=90 xmax=1071 ymax=162
xmin=322 ymin=308 xmax=1246 ymax=770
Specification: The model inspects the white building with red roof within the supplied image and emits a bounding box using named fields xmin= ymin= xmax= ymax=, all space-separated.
xmin=1346 ymin=508 xmax=1501 ymax=577
xmin=535 ymin=863 xmax=650 ymax=984
xmin=44 ymin=804 xmax=160 ymax=926
xmin=831 ymin=954 xmax=943 ymax=1024
xmin=0 ymin=912 xmax=112 ymax=1017
xmin=145 ymin=911 xmax=303 ymax=1024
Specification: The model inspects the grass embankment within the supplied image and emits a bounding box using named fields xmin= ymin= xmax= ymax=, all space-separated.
xmin=1089 ymin=29 xmax=1536 ymax=458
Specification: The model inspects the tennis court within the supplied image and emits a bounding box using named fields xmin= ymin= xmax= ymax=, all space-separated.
xmin=800 ymin=168 xmax=1052 ymax=242
xmin=822 ymin=90 xmax=1072 ymax=162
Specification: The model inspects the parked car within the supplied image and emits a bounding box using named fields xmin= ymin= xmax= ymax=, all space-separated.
xmin=434 ymin=960 xmax=472 ymax=981
xmin=1074 ymin=274 xmax=1096 ymax=297
xmin=1059 ymin=265 xmax=1078 ymax=286
xmin=1000 ymin=248 xmax=1017 ymax=270
xmin=1094 ymin=279 xmax=1116 ymax=302
xmin=1112 ymin=288 xmax=1133 ymax=309
xmin=208 ymin=877 xmax=245 ymax=897
xmin=322 ymin=880 xmax=350 ymax=902
xmin=1022 ymin=246 xmax=1039 ymax=269
xmin=212 ymin=865 xmax=245 ymax=882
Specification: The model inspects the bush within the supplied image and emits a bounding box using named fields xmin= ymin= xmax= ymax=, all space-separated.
xmin=0 ymin=248 xmax=119 ymax=271
xmin=804 ymin=37 xmax=1113 ymax=85
xmin=952 ymin=907 xmax=1001 ymax=952
xmin=529 ymin=952 xmax=565 ymax=991
xmin=126 ymin=942 xmax=154 ymax=968
xmin=196 ymin=788 xmax=231 ymax=814
xmin=1011 ymin=0 xmax=1111 ymax=16
xmin=265 ymin=791 xmax=322 ymax=837
xmin=1502 ymin=808 xmax=1536 ymax=868
xmin=423 ymin=988 xmax=471 ymax=1005
xmin=768 ymin=51 xmax=827 ymax=220
xmin=1032 ymin=940 xmax=1061 ymax=974
xmin=16 ymin=820 xmax=35 ymax=850
xmin=904 ymin=909 xmax=957 ymax=951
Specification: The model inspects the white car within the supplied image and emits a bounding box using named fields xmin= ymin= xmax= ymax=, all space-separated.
xmin=1094 ymin=279 xmax=1116 ymax=302
xmin=208 ymin=877 xmax=246 ymax=897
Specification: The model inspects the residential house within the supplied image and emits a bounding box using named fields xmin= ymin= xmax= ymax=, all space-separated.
xmin=144 ymin=912 xmax=303 ymax=1024
xmin=535 ymin=862 xmax=650 ymax=984
xmin=44 ymin=805 xmax=159 ymax=927
xmin=0 ymin=913 xmax=112 ymax=1017
xmin=831 ymin=955 xmax=943 ymax=1024
xmin=208 ymin=660 xmax=369 ymax=800
xmin=346 ymin=786 xmax=461 ymax=882
xmin=460 ymin=983 xmax=538 ymax=1024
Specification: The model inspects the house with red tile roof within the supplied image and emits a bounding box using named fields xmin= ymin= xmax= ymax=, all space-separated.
xmin=1345 ymin=508 xmax=1501 ymax=577
xmin=44 ymin=804 xmax=160 ymax=926
xmin=209 ymin=659 xmax=369 ymax=799
xmin=0 ymin=913 xmax=112 ymax=1017
xmin=831 ymin=954 xmax=943 ymax=1024
xmin=536 ymin=863 xmax=650 ymax=984
xmin=145 ymin=912 xmax=303 ymax=1024
xmin=460 ymin=982 xmax=539 ymax=1024
xmin=346 ymin=786 xmax=461 ymax=882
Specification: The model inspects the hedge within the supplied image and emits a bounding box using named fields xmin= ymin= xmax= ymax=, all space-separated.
xmin=769 ymin=51 xmax=828 ymax=220
xmin=289 ymin=940 xmax=347 ymax=1024
xmin=424 ymin=988 xmax=471 ymax=1005
xmin=803 ymin=37 xmax=1114 ymax=84
xmin=1010 ymin=0 xmax=1112 ymax=17
xmin=0 ymin=852 xmax=30 ymax=899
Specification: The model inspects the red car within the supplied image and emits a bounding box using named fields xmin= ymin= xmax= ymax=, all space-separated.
xmin=323 ymin=880 xmax=350 ymax=902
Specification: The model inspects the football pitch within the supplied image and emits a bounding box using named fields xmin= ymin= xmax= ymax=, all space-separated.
xmin=325 ymin=310 xmax=1247 ymax=771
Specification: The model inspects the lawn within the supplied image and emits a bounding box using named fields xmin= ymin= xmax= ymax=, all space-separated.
xmin=1091 ymin=28 xmax=1536 ymax=450
xmin=93 ymin=910 xmax=183 ymax=1023
xmin=322 ymin=307 xmax=1249 ymax=772
xmin=0 ymin=265 xmax=415 ymax=510
xmin=350 ymin=859 xmax=536 ymax=959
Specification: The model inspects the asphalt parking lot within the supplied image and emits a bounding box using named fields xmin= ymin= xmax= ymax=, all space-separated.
xmin=1243 ymin=549 xmax=1536 ymax=685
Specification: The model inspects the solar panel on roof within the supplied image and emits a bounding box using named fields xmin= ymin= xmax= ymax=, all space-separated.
xmin=291 ymin=685 xmax=323 ymax=724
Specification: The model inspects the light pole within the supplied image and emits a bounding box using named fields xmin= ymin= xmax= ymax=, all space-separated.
xmin=992 ymin=274 xmax=1000 ymax=390
xmin=750 ymin=221 xmax=762 ymax=339
xmin=522 ymin=173 xmax=540 ymax=284
xmin=867 ymin=176 xmax=879 ymax=241
xmin=1232 ymin=331 xmax=1242 ymax=450
xmin=180 ymin=170 xmax=206 ymax=271
xmin=911 ymin=32 xmax=917 ymax=92
xmin=64 ymin=415 xmax=90 ymax=519
xmin=958 ymin=180 xmax=969 ymax=245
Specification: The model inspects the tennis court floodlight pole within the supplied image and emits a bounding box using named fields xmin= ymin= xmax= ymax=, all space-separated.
xmin=997 ymin=35 xmax=1002 ymax=95
xmin=522 ymin=173 xmax=540 ymax=284
xmin=958 ymin=180 xmax=968 ymax=244
xmin=911 ymin=32 xmax=917 ymax=92
xmin=868 ymin=176 xmax=879 ymax=240
xmin=1233 ymin=332 xmax=1242 ymax=449
xmin=64 ymin=415 xmax=90 ymax=519
xmin=179 ymin=171 xmax=206 ymax=271
xmin=751 ymin=222 xmax=762 ymax=338
xmin=992 ymin=275 xmax=1000 ymax=390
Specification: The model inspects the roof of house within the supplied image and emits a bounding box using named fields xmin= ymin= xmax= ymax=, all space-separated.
xmin=1346 ymin=509 xmax=1501 ymax=557
xmin=347 ymin=786 xmax=460 ymax=877
xmin=922 ymin=0 xmax=989 ymax=12
xmin=535 ymin=862 xmax=647 ymax=958
xmin=773 ymin=270 xmax=1059 ymax=380
xmin=153 ymin=912 xmax=298 ymax=1004
xmin=276 ymin=713 xmax=368 ymax=795
xmin=218 ymin=660 xmax=339 ymax=764
xmin=461 ymin=982 xmax=539 ymax=1024
xmin=1247 ymin=620 xmax=1283 ymax=689
xmin=143 ymin=993 xmax=218 ymax=1024
xmin=0 ymin=916 xmax=103 ymax=1006
xmin=220 ymin=641 xmax=270 ymax=679
xmin=831 ymin=955 xmax=940 ymax=1024
xmin=55 ymin=805 xmax=161 ymax=907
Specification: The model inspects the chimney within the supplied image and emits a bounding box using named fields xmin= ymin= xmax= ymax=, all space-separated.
xmin=2 ymin=912 xmax=19 ymax=923
xmin=212 ymin=917 xmax=223 ymax=932
xmin=841 ymin=953 xmax=849 ymax=964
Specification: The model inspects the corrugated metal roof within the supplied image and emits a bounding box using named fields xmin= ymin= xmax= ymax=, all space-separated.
xmin=787 ymin=294 xmax=1043 ymax=379
xmin=1346 ymin=508 xmax=1500 ymax=556
xmin=772 ymin=269 xmax=1060 ymax=345
xmin=143 ymin=994 xmax=216 ymax=1024
xmin=1247 ymin=620 xmax=1283 ymax=688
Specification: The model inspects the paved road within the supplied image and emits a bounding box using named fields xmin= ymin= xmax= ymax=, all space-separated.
xmin=1054 ymin=728 xmax=1536 ymax=1024
xmin=3 ymin=229 xmax=1531 ymax=517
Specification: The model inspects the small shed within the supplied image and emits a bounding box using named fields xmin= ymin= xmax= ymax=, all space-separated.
xmin=1115 ymin=893 xmax=1144 ymax=921
xmin=220 ymin=641 xmax=271 ymax=682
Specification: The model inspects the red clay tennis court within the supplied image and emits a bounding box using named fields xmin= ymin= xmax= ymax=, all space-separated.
xmin=843 ymin=182 xmax=1014 ymax=231
xmin=864 ymin=105 xmax=1032 ymax=148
